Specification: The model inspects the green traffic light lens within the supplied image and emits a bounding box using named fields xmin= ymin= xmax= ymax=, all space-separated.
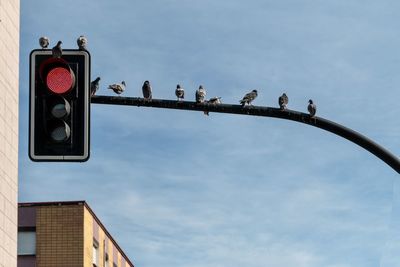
xmin=48 ymin=120 xmax=71 ymax=142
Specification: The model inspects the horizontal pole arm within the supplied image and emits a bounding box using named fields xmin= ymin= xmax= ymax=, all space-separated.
xmin=91 ymin=95 xmax=400 ymax=174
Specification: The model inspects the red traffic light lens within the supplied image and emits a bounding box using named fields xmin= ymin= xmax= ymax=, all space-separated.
xmin=46 ymin=67 xmax=75 ymax=94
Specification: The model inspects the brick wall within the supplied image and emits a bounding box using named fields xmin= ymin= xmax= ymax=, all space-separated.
xmin=0 ymin=0 xmax=20 ymax=266
xmin=17 ymin=202 xmax=134 ymax=267
xmin=36 ymin=205 xmax=84 ymax=267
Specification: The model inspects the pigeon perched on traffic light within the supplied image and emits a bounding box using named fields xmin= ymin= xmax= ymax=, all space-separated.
xmin=90 ymin=77 xmax=101 ymax=96
xmin=77 ymin=35 xmax=88 ymax=51
xmin=279 ymin=93 xmax=289 ymax=110
xmin=195 ymin=85 xmax=206 ymax=103
xmin=240 ymin=90 xmax=258 ymax=106
xmin=175 ymin=84 xmax=184 ymax=101
xmin=308 ymin=99 xmax=316 ymax=117
xmin=142 ymin=80 xmax=152 ymax=100
xmin=108 ymin=81 xmax=126 ymax=95
xmin=52 ymin=41 xmax=62 ymax=58
xmin=39 ymin=36 xmax=49 ymax=49
xmin=204 ymin=97 xmax=222 ymax=116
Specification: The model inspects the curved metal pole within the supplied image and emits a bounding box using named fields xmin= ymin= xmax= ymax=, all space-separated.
xmin=91 ymin=96 xmax=400 ymax=174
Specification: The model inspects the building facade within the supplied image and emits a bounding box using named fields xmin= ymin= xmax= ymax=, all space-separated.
xmin=0 ymin=0 xmax=20 ymax=266
xmin=18 ymin=201 xmax=134 ymax=267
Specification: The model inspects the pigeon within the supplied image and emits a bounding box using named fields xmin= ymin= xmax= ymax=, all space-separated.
xmin=278 ymin=93 xmax=289 ymax=110
xmin=108 ymin=81 xmax=126 ymax=95
xmin=52 ymin=41 xmax=62 ymax=58
xmin=240 ymin=90 xmax=258 ymax=106
xmin=39 ymin=36 xmax=49 ymax=49
xmin=307 ymin=99 xmax=317 ymax=117
xmin=142 ymin=80 xmax=152 ymax=100
xmin=204 ymin=97 xmax=222 ymax=116
xmin=195 ymin=85 xmax=206 ymax=103
xmin=175 ymin=84 xmax=184 ymax=101
xmin=208 ymin=96 xmax=222 ymax=104
xmin=77 ymin=35 xmax=88 ymax=51
xmin=90 ymin=77 xmax=101 ymax=96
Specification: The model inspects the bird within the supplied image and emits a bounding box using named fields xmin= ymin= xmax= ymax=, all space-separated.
xmin=240 ymin=90 xmax=258 ymax=106
xmin=90 ymin=77 xmax=101 ymax=96
xmin=52 ymin=41 xmax=62 ymax=58
xmin=278 ymin=93 xmax=289 ymax=110
xmin=142 ymin=80 xmax=152 ymax=100
xmin=108 ymin=81 xmax=126 ymax=95
xmin=77 ymin=35 xmax=88 ymax=51
xmin=204 ymin=97 xmax=222 ymax=116
xmin=195 ymin=85 xmax=206 ymax=103
xmin=39 ymin=36 xmax=49 ymax=49
xmin=208 ymin=96 xmax=222 ymax=104
xmin=308 ymin=99 xmax=317 ymax=117
xmin=175 ymin=84 xmax=184 ymax=101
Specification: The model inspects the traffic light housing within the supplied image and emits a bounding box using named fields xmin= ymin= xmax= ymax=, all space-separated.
xmin=29 ymin=49 xmax=90 ymax=162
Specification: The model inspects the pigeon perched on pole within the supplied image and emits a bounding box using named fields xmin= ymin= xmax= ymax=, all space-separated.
xmin=204 ymin=97 xmax=222 ymax=116
xmin=108 ymin=81 xmax=126 ymax=95
xmin=208 ymin=96 xmax=222 ymax=104
xmin=52 ymin=41 xmax=62 ymax=58
xmin=307 ymin=99 xmax=317 ymax=117
xmin=195 ymin=85 xmax=206 ymax=103
xmin=240 ymin=90 xmax=258 ymax=106
xmin=278 ymin=93 xmax=289 ymax=110
xmin=39 ymin=36 xmax=49 ymax=49
xmin=90 ymin=77 xmax=101 ymax=96
xmin=77 ymin=35 xmax=88 ymax=51
xmin=142 ymin=80 xmax=152 ymax=100
xmin=175 ymin=84 xmax=184 ymax=101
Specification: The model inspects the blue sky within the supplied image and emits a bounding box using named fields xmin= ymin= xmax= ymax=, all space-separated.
xmin=19 ymin=0 xmax=400 ymax=266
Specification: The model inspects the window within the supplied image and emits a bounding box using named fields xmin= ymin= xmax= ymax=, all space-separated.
xmin=105 ymin=253 xmax=110 ymax=267
xmin=17 ymin=231 xmax=36 ymax=255
xmin=93 ymin=240 xmax=99 ymax=266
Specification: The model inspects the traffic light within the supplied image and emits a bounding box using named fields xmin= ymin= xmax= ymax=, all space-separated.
xmin=29 ymin=49 xmax=90 ymax=162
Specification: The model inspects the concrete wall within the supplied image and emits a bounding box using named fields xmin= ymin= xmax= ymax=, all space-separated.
xmin=0 ymin=0 xmax=19 ymax=266
xmin=83 ymin=207 xmax=93 ymax=267
xmin=83 ymin=206 xmax=133 ymax=267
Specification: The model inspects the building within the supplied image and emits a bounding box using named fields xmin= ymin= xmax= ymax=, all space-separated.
xmin=0 ymin=0 xmax=20 ymax=266
xmin=18 ymin=201 xmax=134 ymax=267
